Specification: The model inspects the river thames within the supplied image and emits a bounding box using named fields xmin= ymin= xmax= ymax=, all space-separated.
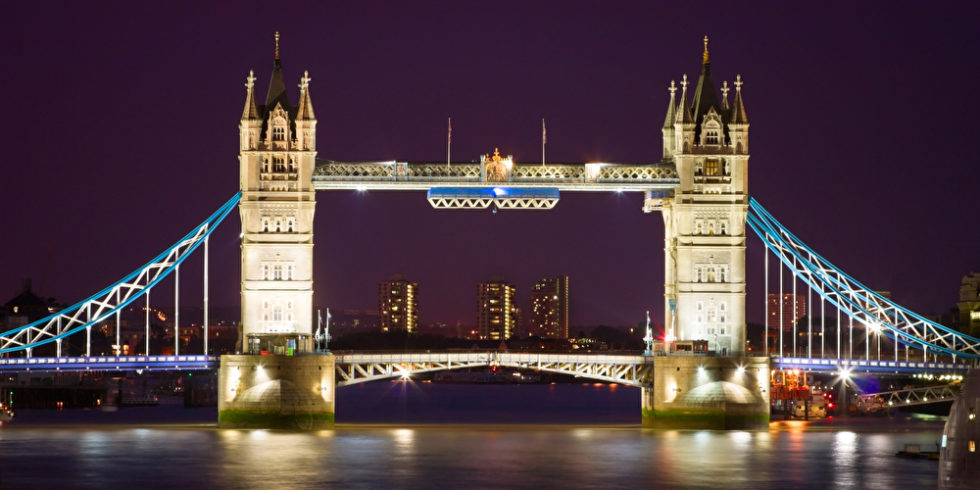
xmin=0 ymin=382 xmax=943 ymax=489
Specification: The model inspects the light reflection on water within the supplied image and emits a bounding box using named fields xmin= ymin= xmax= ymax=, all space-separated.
xmin=0 ymin=383 xmax=943 ymax=489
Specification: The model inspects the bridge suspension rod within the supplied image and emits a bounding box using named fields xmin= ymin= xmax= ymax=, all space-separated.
xmin=747 ymin=197 xmax=980 ymax=361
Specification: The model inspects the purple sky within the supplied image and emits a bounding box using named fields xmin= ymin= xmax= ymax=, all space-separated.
xmin=1 ymin=2 xmax=978 ymax=329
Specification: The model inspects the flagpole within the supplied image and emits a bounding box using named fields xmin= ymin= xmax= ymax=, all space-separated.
xmin=541 ymin=118 xmax=546 ymax=166
xmin=447 ymin=117 xmax=452 ymax=168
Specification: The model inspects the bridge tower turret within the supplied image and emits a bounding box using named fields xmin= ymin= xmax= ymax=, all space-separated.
xmin=238 ymin=32 xmax=317 ymax=354
xmin=663 ymin=36 xmax=750 ymax=355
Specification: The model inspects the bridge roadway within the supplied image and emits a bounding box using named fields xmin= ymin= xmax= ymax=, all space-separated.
xmin=1 ymin=352 xmax=972 ymax=379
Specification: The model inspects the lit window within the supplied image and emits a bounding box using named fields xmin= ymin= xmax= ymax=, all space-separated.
xmin=970 ymin=440 xmax=976 ymax=453
xmin=705 ymin=160 xmax=719 ymax=176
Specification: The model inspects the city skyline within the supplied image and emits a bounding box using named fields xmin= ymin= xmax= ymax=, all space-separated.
xmin=1 ymin=3 xmax=978 ymax=331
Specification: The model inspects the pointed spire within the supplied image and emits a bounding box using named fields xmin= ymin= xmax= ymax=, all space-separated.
xmin=265 ymin=31 xmax=289 ymax=108
xmin=242 ymin=70 xmax=259 ymax=120
xmin=730 ymin=74 xmax=748 ymax=124
xmin=662 ymin=80 xmax=677 ymax=129
xmin=691 ymin=38 xmax=720 ymax=129
xmin=297 ymin=70 xmax=315 ymax=120
xmin=720 ymin=80 xmax=730 ymax=111
xmin=675 ymin=74 xmax=694 ymax=124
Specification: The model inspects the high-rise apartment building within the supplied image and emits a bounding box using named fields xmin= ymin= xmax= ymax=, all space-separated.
xmin=477 ymin=280 xmax=516 ymax=340
xmin=766 ymin=293 xmax=806 ymax=331
xmin=379 ymin=275 xmax=418 ymax=333
xmin=529 ymin=275 xmax=569 ymax=339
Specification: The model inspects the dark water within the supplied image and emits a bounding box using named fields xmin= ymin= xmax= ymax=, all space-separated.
xmin=0 ymin=382 xmax=944 ymax=489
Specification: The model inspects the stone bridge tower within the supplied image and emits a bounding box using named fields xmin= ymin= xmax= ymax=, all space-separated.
xmin=238 ymin=33 xmax=318 ymax=354
xmin=661 ymin=37 xmax=749 ymax=355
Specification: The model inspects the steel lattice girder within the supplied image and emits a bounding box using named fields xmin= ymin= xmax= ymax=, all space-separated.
xmin=334 ymin=352 xmax=654 ymax=387
xmin=858 ymin=384 xmax=959 ymax=407
xmin=747 ymin=198 xmax=980 ymax=361
xmin=0 ymin=193 xmax=240 ymax=355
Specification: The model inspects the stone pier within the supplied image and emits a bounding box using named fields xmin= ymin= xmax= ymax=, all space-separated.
xmin=642 ymin=356 xmax=770 ymax=429
xmin=218 ymin=354 xmax=335 ymax=429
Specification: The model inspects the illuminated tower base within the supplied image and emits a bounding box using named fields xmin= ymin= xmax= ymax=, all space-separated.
xmin=641 ymin=356 xmax=769 ymax=429
xmin=218 ymin=354 xmax=335 ymax=429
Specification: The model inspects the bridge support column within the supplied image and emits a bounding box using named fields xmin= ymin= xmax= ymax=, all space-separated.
xmin=218 ymin=354 xmax=335 ymax=429
xmin=642 ymin=356 xmax=769 ymax=430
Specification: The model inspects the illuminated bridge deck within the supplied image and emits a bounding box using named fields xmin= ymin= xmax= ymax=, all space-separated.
xmin=0 ymin=355 xmax=218 ymax=373
xmin=774 ymin=357 xmax=973 ymax=374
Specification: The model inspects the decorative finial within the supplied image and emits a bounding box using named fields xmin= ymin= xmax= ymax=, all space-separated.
xmin=493 ymin=148 xmax=500 ymax=160
xmin=680 ymin=74 xmax=688 ymax=91
xmin=703 ymin=35 xmax=709 ymax=64
xmin=668 ymin=80 xmax=677 ymax=97
xmin=735 ymin=74 xmax=743 ymax=92
xmin=275 ymin=31 xmax=280 ymax=60
xmin=246 ymin=70 xmax=256 ymax=89
xmin=300 ymin=70 xmax=311 ymax=90
xmin=721 ymin=80 xmax=729 ymax=102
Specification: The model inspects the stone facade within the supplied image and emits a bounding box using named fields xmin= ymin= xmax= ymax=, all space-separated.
xmin=662 ymin=39 xmax=749 ymax=355
xmin=238 ymin=48 xmax=317 ymax=354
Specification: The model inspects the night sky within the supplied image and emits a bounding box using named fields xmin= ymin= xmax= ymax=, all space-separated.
xmin=1 ymin=2 xmax=977 ymax=331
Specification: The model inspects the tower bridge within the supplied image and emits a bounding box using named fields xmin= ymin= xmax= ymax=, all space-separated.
xmin=2 ymin=36 xmax=978 ymax=430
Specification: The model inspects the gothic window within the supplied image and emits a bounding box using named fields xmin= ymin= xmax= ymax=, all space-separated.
xmin=694 ymin=266 xmax=702 ymax=282
xmin=261 ymin=264 xmax=270 ymax=280
xmin=261 ymin=158 xmax=270 ymax=173
xmin=272 ymin=303 xmax=283 ymax=322
xmin=273 ymin=156 xmax=285 ymax=172
xmin=286 ymin=217 xmax=296 ymax=232
xmin=719 ymin=221 xmax=728 ymax=235
xmin=705 ymin=160 xmax=719 ymax=176
xmin=273 ymin=264 xmax=283 ymax=280
xmin=695 ymin=161 xmax=703 ymax=176
xmin=720 ymin=266 xmax=728 ymax=283
xmin=707 ymin=221 xmax=715 ymax=236
xmin=273 ymin=126 xmax=285 ymax=141
xmin=274 ymin=218 xmax=282 ymax=232
xmin=705 ymin=130 xmax=719 ymax=145
xmin=707 ymin=267 xmax=716 ymax=283
xmin=261 ymin=217 xmax=270 ymax=232
xmin=288 ymin=157 xmax=296 ymax=172
xmin=695 ymin=220 xmax=704 ymax=235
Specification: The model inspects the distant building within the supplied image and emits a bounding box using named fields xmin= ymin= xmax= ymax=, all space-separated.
xmin=957 ymin=272 xmax=980 ymax=337
xmin=2 ymin=279 xmax=59 ymax=330
xmin=766 ymin=293 xmax=805 ymax=331
xmin=379 ymin=275 xmax=418 ymax=333
xmin=529 ymin=275 xmax=569 ymax=339
xmin=477 ymin=280 xmax=517 ymax=340
xmin=329 ymin=309 xmax=380 ymax=333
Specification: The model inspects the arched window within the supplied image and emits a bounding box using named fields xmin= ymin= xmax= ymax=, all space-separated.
xmin=273 ymin=126 xmax=285 ymax=141
xmin=261 ymin=158 xmax=270 ymax=173
xmin=286 ymin=217 xmax=295 ymax=232
xmin=719 ymin=221 xmax=728 ymax=235
xmin=705 ymin=130 xmax=719 ymax=145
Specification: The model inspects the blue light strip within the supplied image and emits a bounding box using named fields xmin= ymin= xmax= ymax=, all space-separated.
xmin=0 ymin=192 xmax=241 ymax=354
